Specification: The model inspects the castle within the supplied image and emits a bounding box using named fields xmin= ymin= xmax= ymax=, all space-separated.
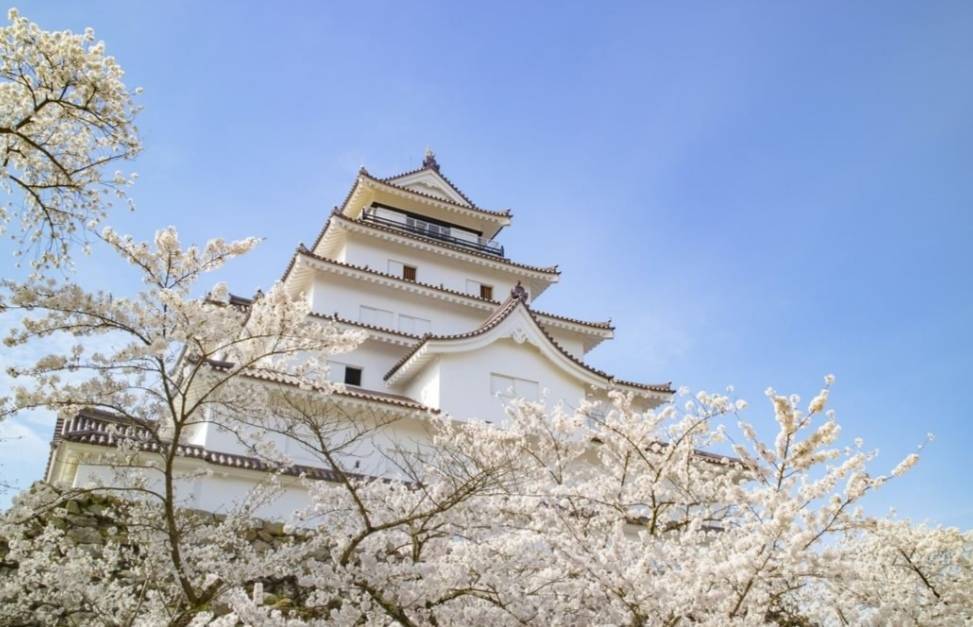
xmin=45 ymin=152 xmax=673 ymax=517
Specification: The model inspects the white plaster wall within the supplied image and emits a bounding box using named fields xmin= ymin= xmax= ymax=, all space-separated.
xmin=435 ymin=337 xmax=587 ymax=424
xmin=71 ymin=461 xmax=197 ymax=509
xmin=404 ymin=361 xmax=441 ymax=409
xmin=325 ymin=339 xmax=406 ymax=391
xmin=198 ymin=418 xmax=248 ymax=456
xmin=308 ymin=267 xmax=594 ymax=359
xmin=339 ymin=232 xmax=525 ymax=301
xmin=61 ymin=415 xmax=443 ymax=521
xmin=71 ymin=460 xmax=311 ymax=519
xmin=192 ymin=390 xmax=440 ymax=471
xmin=310 ymin=272 xmax=486 ymax=335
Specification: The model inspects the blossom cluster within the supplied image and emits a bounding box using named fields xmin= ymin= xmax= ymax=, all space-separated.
xmin=0 ymin=9 xmax=141 ymax=270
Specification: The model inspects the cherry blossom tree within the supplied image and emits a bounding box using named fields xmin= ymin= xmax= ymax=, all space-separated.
xmin=0 ymin=9 xmax=141 ymax=270
xmin=0 ymin=10 xmax=969 ymax=627
xmin=0 ymin=220 xmax=964 ymax=624
xmin=827 ymin=519 xmax=973 ymax=625
xmin=4 ymin=357 xmax=969 ymax=625
xmin=0 ymin=226 xmax=366 ymax=624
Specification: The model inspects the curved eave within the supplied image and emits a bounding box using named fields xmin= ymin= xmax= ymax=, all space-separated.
xmin=48 ymin=406 xmax=424 ymax=488
xmin=282 ymin=249 xmax=615 ymax=344
xmin=241 ymin=371 xmax=437 ymax=415
xmin=360 ymin=172 xmax=512 ymax=219
xmin=315 ymin=214 xmax=559 ymax=295
xmin=311 ymin=312 xmax=422 ymax=347
xmin=338 ymin=174 xmax=512 ymax=239
xmin=383 ymin=299 xmax=671 ymax=398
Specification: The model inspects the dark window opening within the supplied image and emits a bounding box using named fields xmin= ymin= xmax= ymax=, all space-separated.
xmin=344 ymin=367 xmax=362 ymax=387
xmin=480 ymin=284 xmax=494 ymax=300
xmin=372 ymin=203 xmax=483 ymax=237
xmin=402 ymin=265 xmax=417 ymax=281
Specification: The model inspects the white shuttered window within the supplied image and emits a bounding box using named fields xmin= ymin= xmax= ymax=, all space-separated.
xmin=490 ymin=374 xmax=539 ymax=402
xmin=399 ymin=314 xmax=431 ymax=335
xmin=360 ymin=305 xmax=394 ymax=328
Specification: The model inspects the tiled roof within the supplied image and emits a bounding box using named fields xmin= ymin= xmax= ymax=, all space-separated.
xmin=383 ymin=299 xmax=519 ymax=380
xmin=54 ymin=407 xmax=738 ymax=486
xmin=195 ymin=356 xmax=436 ymax=413
xmin=357 ymin=169 xmax=512 ymax=219
xmin=383 ymin=293 xmax=673 ymax=395
xmin=284 ymin=248 xmax=613 ymax=334
xmin=55 ymin=409 xmax=379 ymax=483
xmin=533 ymin=310 xmax=614 ymax=332
xmin=325 ymin=213 xmax=559 ymax=276
xmin=642 ymin=439 xmax=749 ymax=469
xmin=612 ymin=378 xmax=674 ymax=393
xmin=284 ymin=247 xmax=501 ymax=305
xmin=242 ymin=368 xmax=435 ymax=413
xmin=311 ymin=311 xmax=423 ymax=341
xmin=311 ymin=163 xmax=509 ymax=259
xmin=381 ymin=160 xmax=479 ymax=209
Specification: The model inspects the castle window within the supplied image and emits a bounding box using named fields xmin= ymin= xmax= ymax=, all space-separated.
xmin=360 ymin=305 xmax=394 ymax=328
xmin=388 ymin=260 xmax=417 ymax=281
xmin=490 ymin=373 xmax=539 ymax=402
xmin=466 ymin=279 xmax=494 ymax=300
xmin=344 ymin=366 xmax=362 ymax=387
xmin=328 ymin=361 xmax=363 ymax=387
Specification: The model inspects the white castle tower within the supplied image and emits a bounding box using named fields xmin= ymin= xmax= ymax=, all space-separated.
xmin=45 ymin=153 xmax=673 ymax=516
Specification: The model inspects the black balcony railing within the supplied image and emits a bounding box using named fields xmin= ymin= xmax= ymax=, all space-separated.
xmin=362 ymin=209 xmax=504 ymax=257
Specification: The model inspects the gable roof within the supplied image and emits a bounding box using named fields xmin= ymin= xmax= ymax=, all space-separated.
xmin=382 ymin=151 xmax=480 ymax=208
xmin=350 ymin=167 xmax=513 ymax=224
xmin=383 ymin=288 xmax=673 ymax=396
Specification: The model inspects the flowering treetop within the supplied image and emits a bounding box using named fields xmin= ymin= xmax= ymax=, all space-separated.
xmin=0 ymin=8 xmax=141 ymax=271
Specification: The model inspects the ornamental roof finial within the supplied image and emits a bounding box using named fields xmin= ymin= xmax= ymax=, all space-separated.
xmin=510 ymin=281 xmax=529 ymax=303
xmin=423 ymin=148 xmax=440 ymax=172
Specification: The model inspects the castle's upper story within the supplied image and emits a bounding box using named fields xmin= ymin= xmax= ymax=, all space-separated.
xmin=270 ymin=152 xmax=672 ymax=423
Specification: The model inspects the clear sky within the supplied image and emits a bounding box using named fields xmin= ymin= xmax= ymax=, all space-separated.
xmin=1 ymin=1 xmax=971 ymax=525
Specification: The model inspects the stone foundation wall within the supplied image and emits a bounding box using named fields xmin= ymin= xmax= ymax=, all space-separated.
xmin=0 ymin=483 xmax=326 ymax=623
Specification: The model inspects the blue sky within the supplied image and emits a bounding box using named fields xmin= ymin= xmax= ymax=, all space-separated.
xmin=1 ymin=1 xmax=971 ymax=525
